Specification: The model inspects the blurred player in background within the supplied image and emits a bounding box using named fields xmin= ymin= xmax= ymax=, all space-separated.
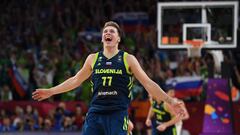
xmin=146 ymin=87 xmax=189 ymax=135
xmin=32 ymin=21 xmax=186 ymax=135
xmin=175 ymin=100 xmax=189 ymax=135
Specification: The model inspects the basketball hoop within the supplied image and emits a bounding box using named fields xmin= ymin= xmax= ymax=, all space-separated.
xmin=184 ymin=40 xmax=204 ymax=58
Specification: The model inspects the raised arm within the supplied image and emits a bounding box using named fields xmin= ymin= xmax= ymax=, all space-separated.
xmin=127 ymin=54 xmax=185 ymax=116
xmin=32 ymin=53 xmax=95 ymax=101
xmin=127 ymin=54 xmax=173 ymax=104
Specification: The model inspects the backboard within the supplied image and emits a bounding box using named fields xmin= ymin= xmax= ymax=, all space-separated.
xmin=157 ymin=1 xmax=238 ymax=49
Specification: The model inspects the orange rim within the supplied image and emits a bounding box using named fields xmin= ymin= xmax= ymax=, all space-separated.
xmin=184 ymin=40 xmax=204 ymax=48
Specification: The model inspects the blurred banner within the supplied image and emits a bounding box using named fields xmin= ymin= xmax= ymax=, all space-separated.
xmin=166 ymin=76 xmax=203 ymax=99
xmin=201 ymin=79 xmax=234 ymax=135
xmin=8 ymin=64 xmax=29 ymax=97
xmin=113 ymin=12 xmax=149 ymax=32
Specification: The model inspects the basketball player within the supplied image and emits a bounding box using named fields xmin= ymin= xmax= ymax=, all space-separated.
xmin=145 ymin=89 xmax=182 ymax=135
xmin=32 ymin=21 xmax=186 ymax=135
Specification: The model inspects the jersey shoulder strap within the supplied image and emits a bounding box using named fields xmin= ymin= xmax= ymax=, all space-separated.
xmin=123 ymin=52 xmax=132 ymax=75
xmin=91 ymin=52 xmax=99 ymax=69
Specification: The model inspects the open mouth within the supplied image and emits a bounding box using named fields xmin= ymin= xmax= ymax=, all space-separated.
xmin=105 ymin=36 xmax=112 ymax=42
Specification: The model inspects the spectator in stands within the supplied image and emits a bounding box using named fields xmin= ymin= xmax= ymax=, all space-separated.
xmin=204 ymin=52 xmax=215 ymax=78
xmin=0 ymin=51 xmax=11 ymax=87
xmin=53 ymin=106 xmax=65 ymax=131
xmin=0 ymin=117 xmax=15 ymax=132
xmin=0 ymin=84 xmax=13 ymax=101
xmin=43 ymin=118 xmax=53 ymax=132
xmin=25 ymin=105 xmax=34 ymax=118
xmin=61 ymin=116 xmax=74 ymax=131
xmin=0 ymin=110 xmax=7 ymax=121
xmin=72 ymin=105 xmax=85 ymax=130
xmin=12 ymin=106 xmax=24 ymax=131
xmin=32 ymin=108 xmax=43 ymax=131
xmin=23 ymin=117 xmax=35 ymax=131
xmin=16 ymin=54 xmax=30 ymax=86
xmin=23 ymin=105 xmax=35 ymax=131
xmin=58 ymin=102 xmax=72 ymax=116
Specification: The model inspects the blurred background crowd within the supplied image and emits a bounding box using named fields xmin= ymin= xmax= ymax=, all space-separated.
xmin=0 ymin=0 xmax=240 ymax=134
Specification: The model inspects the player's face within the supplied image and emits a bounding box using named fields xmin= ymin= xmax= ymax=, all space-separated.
xmin=102 ymin=26 xmax=120 ymax=48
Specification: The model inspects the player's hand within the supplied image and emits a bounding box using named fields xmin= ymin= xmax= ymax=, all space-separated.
xmin=128 ymin=120 xmax=134 ymax=134
xmin=170 ymin=99 xmax=186 ymax=118
xmin=32 ymin=89 xmax=53 ymax=101
xmin=157 ymin=123 xmax=167 ymax=131
xmin=145 ymin=118 xmax=152 ymax=127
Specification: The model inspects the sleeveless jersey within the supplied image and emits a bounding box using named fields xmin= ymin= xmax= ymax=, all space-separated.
xmin=152 ymin=101 xmax=172 ymax=124
xmin=152 ymin=100 xmax=177 ymax=135
xmin=89 ymin=50 xmax=133 ymax=113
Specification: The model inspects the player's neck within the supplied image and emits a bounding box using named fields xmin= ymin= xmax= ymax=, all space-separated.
xmin=103 ymin=48 xmax=119 ymax=59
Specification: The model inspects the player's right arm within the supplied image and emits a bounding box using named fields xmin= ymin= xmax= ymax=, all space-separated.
xmin=32 ymin=53 xmax=95 ymax=101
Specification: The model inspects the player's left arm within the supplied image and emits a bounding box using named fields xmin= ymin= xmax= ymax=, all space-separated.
xmin=127 ymin=54 xmax=186 ymax=117
xmin=127 ymin=54 xmax=176 ymax=105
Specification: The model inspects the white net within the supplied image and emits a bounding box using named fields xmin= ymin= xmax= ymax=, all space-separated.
xmin=187 ymin=46 xmax=203 ymax=58
xmin=185 ymin=40 xmax=204 ymax=58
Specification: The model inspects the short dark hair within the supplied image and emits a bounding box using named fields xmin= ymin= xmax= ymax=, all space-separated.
xmin=103 ymin=21 xmax=122 ymax=37
xmin=164 ymin=85 xmax=175 ymax=92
